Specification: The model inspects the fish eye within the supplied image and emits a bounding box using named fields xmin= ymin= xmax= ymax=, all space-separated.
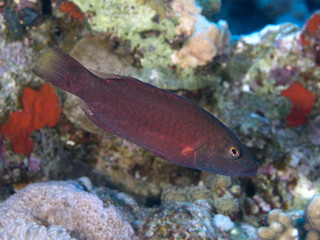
xmin=228 ymin=145 xmax=241 ymax=159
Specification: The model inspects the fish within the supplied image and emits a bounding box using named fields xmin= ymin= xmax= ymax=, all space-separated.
xmin=32 ymin=47 xmax=258 ymax=176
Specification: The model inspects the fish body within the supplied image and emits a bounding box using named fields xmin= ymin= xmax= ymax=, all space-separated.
xmin=33 ymin=48 xmax=258 ymax=176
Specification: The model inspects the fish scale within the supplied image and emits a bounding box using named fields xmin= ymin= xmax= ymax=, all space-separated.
xmin=32 ymin=47 xmax=258 ymax=176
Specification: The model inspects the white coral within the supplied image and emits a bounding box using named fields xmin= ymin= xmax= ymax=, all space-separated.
xmin=0 ymin=220 xmax=75 ymax=240
xmin=170 ymin=0 xmax=230 ymax=68
xmin=0 ymin=181 xmax=136 ymax=240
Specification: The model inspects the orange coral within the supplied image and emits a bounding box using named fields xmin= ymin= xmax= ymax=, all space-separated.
xmin=300 ymin=12 xmax=320 ymax=47
xmin=0 ymin=83 xmax=62 ymax=156
xmin=60 ymin=2 xmax=84 ymax=21
xmin=300 ymin=11 xmax=320 ymax=65
xmin=306 ymin=12 xmax=320 ymax=37
xmin=281 ymin=82 xmax=316 ymax=127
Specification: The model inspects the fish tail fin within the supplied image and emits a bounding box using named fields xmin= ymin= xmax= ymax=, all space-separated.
xmin=32 ymin=47 xmax=89 ymax=94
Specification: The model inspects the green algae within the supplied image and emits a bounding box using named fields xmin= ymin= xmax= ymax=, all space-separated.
xmin=138 ymin=66 xmax=218 ymax=90
xmin=70 ymin=0 xmax=177 ymax=69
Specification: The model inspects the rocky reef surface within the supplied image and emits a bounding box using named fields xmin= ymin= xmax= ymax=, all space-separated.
xmin=0 ymin=0 xmax=320 ymax=239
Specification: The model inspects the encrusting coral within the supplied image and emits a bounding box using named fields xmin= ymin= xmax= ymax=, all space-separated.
xmin=213 ymin=192 xmax=240 ymax=215
xmin=281 ymin=81 xmax=316 ymax=127
xmin=140 ymin=201 xmax=215 ymax=239
xmin=0 ymin=181 xmax=136 ymax=240
xmin=60 ymin=2 xmax=84 ymax=21
xmin=170 ymin=0 xmax=230 ymax=68
xmin=0 ymin=83 xmax=62 ymax=156
xmin=69 ymin=0 xmax=176 ymax=69
xmin=161 ymin=175 xmax=241 ymax=216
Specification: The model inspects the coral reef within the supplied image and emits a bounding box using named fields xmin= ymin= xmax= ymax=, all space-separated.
xmin=66 ymin=0 xmax=227 ymax=90
xmin=139 ymin=201 xmax=216 ymax=239
xmin=171 ymin=19 xmax=230 ymax=68
xmin=0 ymin=13 xmax=36 ymax=123
xmin=214 ymin=192 xmax=240 ymax=215
xmin=0 ymin=220 xmax=76 ymax=240
xmin=0 ymin=180 xmax=136 ymax=240
xmin=139 ymin=200 xmax=257 ymax=239
xmin=60 ymin=2 xmax=84 ymax=21
xmin=2 ymin=1 xmax=320 ymax=239
xmin=70 ymin=0 xmax=176 ymax=69
xmin=212 ymin=214 xmax=234 ymax=232
xmin=3 ymin=1 xmax=39 ymax=40
xmin=0 ymin=83 xmax=62 ymax=156
xmin=93 ymin=135 xmax=200 ymax=205
xmin=161 ymin=175 xmax=242 ymax=216
xmin=258 ymin=195 xmax=320 ymax=240
xmin=281 ymin=81 xmax=316 ymax=127
xmin=258 ymin=209 xmax=299 ymax=240
xmin=305 ymin=195 xmax=320 ymax=239
xmin=204 ymin=174 xmax=232 ymax=193
xmin=212 ymin=12 xmax=320 ymax=214
xmin=170 ymin=0 xmax=230 ymax=68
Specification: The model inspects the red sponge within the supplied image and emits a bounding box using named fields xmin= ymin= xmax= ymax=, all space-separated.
xmin=0 ymin=83 xmax=62 ymax=156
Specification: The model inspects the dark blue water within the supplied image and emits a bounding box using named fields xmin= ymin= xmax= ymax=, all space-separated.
xmin=207 ymin=0 xmax=320 ymax=34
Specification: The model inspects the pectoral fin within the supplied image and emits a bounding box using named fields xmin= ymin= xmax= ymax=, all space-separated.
xmin=77 ymin=98 xmax=117 ymax=135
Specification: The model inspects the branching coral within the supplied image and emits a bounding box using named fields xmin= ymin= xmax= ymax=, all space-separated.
xmin=0 ymin=181 xmax=136 ymax=240
xmin=258 ymin=209 xmax=299 ymax=240
xmin=258 ymin=196 xmax=320 ymax=240
xmin=0 ymin=83 xmax=62 ymax=156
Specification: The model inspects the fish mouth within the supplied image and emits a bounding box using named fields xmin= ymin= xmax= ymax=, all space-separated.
xmin=239 ymin=162 xmax=259 ymax=177
xmin=229 ymin=161 xmax=258 ymax=177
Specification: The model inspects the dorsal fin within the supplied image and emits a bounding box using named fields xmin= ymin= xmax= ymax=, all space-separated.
xmin=89 ymin=69 xmax=122 ymax=80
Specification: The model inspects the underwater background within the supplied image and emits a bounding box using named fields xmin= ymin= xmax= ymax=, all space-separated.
xmin=1 ymin=0 xmax=320 ymax=239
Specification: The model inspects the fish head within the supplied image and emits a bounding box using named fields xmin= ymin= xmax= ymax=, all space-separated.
xmin=195 ymin=128 xmax=258 ymax=176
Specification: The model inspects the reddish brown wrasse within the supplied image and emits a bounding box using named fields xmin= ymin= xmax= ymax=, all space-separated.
xmin=32 ymin=47 xmax=258 ymax=176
